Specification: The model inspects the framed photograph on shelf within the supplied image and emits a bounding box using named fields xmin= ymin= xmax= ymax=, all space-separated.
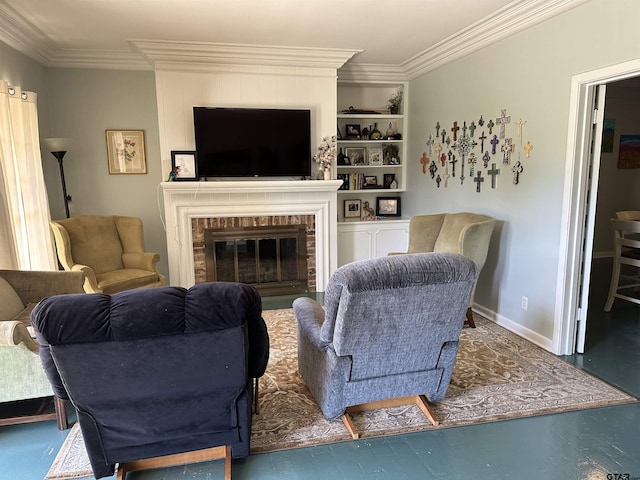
xmin=345 ymin=147 xmax=366 ymax=165
xmin=345 ymin=124 xmax=361 ymax=139
xmin=383 ymin=173 xmax=396 ymax=188
xmin=106 ymin=130 xmax=146 ymax=174
xmin=170 ymin=151 xmax=199 ymax=181
xmin=368 ymin=147 xmax=384 ymax=165
xmin=376 ymin=197 xmax=401 ymax=217
xmin=363 ymin=175 xmax=378 ymax=188
xmin=344 ymin=199 xmax=361 ymax=218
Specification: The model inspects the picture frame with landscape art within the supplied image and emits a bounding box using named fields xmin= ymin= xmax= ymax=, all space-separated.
xmin=106 ymin=130 xmax=146 ymax=174
xmin=376 ymin=196 xmax=401 ymax=217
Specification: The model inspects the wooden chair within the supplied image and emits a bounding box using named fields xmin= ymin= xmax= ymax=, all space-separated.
xmin=604 ymin=217 xmax=640 ymax=311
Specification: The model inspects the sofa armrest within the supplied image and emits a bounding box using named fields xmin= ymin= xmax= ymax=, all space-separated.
xmin=0 ymin=270 xmax=85 ymax=304
xmin=0 ymin=320 xmax=38 ymax=353
xmin=293 ymin=297 xmax=330 ymax=351
xmin=67 ymin=264 xmax=99 ymax=293
xmin=122 ymin=252 xmax=161 ymax=271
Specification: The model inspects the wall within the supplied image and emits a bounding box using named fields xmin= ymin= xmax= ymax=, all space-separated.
xmin=593 ymin=82 xmax=640 ymax=254
xmin=405 ymin=0 xmax=640 ymax=347
xmin=153 ymin=69 xmax=337 ymax=177
xmin=44 ymin=69 xmax=167 ymax=277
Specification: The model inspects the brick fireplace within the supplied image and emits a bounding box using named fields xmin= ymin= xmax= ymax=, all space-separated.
xmin=161 ymin=180 xmax=341 ymax=291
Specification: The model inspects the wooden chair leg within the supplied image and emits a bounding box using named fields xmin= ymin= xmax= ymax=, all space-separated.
xmin=253 ymin=378 xmax=260 ymax=414
xmin=464 ymin=307 xmax=476 ymax=328
xmin=53 ymin=396 xmax=68 ymax=430
xmin=116 ymin=445 xmax=231 ymax=480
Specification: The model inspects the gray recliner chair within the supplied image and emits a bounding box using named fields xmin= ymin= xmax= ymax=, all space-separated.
xmin=293 ymin=252 xmax=478 ymax=438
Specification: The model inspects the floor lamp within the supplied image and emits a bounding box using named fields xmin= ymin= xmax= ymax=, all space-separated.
xmin=41 ymin=138 xmax=72 ymax=218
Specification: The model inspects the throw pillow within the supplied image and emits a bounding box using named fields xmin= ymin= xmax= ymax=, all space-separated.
xmin=0 ymin=276 xmax=25 ymax=321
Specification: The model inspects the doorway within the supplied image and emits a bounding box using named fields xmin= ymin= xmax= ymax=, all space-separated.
xmin=556 ymin=58 xmax=640 ymax=355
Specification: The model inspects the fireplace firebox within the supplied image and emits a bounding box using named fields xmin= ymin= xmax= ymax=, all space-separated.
xmin=204 ymin=225 xmax=308 ymax=295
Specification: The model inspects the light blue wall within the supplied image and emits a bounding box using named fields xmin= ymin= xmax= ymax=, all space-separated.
xmin=43 ymin=68 xmax=166 ymax=278
xmin=406 ymin=0 xmax=640 ymax=341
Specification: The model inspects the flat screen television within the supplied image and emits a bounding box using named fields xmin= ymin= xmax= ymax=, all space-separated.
xmin=193 ymin=107 xmax=311 ymax=178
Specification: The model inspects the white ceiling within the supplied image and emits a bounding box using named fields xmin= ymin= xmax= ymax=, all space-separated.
xmin=0 ymin=0 xmax=587 ymax=74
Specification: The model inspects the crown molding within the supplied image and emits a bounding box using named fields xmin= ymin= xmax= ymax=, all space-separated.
xmin=0 ymin=2 xmax=55 ymax=64
xmin=338 ymin=63 xmax=407 ymax=84
xmin=129 ymin=40 xmax=362 ymax=73
xmin=47 ymin=49 xmax=151 ymax=70
xmin=401 ymin=0 xmax=590 ymax=80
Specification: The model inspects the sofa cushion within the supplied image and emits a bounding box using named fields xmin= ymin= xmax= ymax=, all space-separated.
xmin=0 ymin=277 xmax=25 ymax=321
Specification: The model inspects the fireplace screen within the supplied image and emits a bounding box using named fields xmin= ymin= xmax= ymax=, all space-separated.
xmin=204 ymin=225 xmax=308 ymax=295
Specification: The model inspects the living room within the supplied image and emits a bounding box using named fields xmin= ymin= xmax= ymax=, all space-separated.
xmin=1 ymin=0 xmax=640 ymax=478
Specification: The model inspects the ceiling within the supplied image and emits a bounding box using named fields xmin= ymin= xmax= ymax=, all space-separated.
xmin=0 ymin=0 xmax=587 ymax=75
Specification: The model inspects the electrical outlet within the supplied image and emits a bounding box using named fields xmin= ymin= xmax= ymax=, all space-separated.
xmin=521 ymin=296 xmax=528 ymax=310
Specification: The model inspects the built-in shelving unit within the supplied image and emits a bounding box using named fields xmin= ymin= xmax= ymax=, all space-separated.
xmin=336 ymin=80 xmax=408 ymax=222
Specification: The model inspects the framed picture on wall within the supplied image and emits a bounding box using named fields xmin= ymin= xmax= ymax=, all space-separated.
xmin=170 ymin=151 xmax=199 ymax=180
xmin=106 ymin=130 xmax=147 ymax=174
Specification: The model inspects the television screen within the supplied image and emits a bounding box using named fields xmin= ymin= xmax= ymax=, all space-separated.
xmin=193 ymin=107 xmax=311 ymax=178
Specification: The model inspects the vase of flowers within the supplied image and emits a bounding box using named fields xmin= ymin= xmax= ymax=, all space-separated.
xmin=313 ymin=135 xmax=337 ymax=180
xmin=388 ymin=87 xmax=403 ymax=115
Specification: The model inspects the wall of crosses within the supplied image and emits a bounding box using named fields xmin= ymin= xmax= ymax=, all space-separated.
xmin=419 ymin=109 xmax=533 ymax=193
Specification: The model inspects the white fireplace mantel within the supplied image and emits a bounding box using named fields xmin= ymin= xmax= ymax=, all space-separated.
xmin=161 ymin=179 xmax=342 ymax=291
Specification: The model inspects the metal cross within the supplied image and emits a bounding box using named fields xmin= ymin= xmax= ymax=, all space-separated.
xmin=474 ymin=171 xmax=484 ymax=193
xmin=479 ymin=131 xmax=487 ymax=151
xmin=488 ymin=163 xmax=500 ymax=188
xmin=515 ymin=118 xmax=527 ymax=145
xmin=449 ymin=154 xmax=458 ymax=178
xmin=524 ymin=141 xmax=534 ymax=158
xmin=435 ymin=122 xmax=441 ymax=137
xmin=496 ymin=109 xmax=511 ymax=139
xmin=429 ymin=160 xmax=438 ymax=179
xmin=426 ymin=134 xmax=435 ymax=155
xmin=490 ymin=135 xmax=500 ymax=155
xmin=501 ymin=138 xmax=514 ymax=164
xmin=469 ymin=121 xmax=476 ymax=137
xmin=512 ymin=161 xmax=524 ymax=184
xmin=487 ymin=119 xmax=495 ymax=134
xmin=420 ymin=152 xmax=429 ymax=174
xmin=442 ymin=167 xmax=450 ymax=188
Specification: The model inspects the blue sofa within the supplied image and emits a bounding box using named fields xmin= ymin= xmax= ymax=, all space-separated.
xmin=32 ymin=282 xmax=269 ymax=479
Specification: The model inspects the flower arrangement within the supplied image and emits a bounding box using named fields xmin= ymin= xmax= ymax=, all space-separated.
xmin=388 ymin=87 xmax=403 ymax=114
xmin=313 ymin=135 xmax=337 ymax=172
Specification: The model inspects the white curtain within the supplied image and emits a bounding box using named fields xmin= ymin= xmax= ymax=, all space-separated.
xmin=0 ymin=80 xmax=57 ymax=270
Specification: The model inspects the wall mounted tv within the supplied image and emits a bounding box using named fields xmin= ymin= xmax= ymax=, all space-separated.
xmin=193 ymin=107 xmax=312 ymax=178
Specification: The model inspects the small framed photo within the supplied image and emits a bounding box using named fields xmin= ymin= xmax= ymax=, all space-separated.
xmin=376 ymin=197 xmax=401 ymax=217
xmin=363 ymin=175 xmax=378 ymax=188
xmin=344 ymin=199 xmax=361 ymax=218
xmin=345 ymin=147 xmax=366 ymax=166
xmin=106 ymin=130 xmax=146 ymax=174
xmin=170 ymin=151 xmax=199 ymax=181
xmin=345 ymin=124 xmax=361 ymax=139
xmin=383 ymin=173 xmax=396 ymax=188
xmin=368 ymin=147 xmax=384 ymax=165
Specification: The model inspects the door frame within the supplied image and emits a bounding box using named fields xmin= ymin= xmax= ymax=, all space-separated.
xmin=554 ymin=58 xmax=640 ymax=355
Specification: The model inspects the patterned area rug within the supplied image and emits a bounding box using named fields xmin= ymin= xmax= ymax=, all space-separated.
xmin=45 ymin=309 xmax=636 ymax=479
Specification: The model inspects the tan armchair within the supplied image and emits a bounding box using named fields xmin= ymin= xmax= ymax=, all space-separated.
xmin=50 ymin=215 xmax=165 ymax=294
xmin=0 ymin=269 xmax=84 ymax=429
xmin=390 ymin=212 xmax=496 ymax=327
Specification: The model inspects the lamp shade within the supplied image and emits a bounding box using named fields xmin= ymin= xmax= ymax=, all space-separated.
xmin=41 ymin=137 xmax=71 ymax=153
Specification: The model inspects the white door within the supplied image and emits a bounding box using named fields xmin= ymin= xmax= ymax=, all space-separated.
xmin=575 ymin=84 xmax=606 ymax=354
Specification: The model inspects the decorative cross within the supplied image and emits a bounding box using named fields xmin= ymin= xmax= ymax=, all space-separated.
xmin=478 ymin=115 xmax=485 ymax=126
xmin=446 ymin=135 xmax=451 ymax=146
xmin=462 ymin=121 xmax=467 ymax=136
xmin=490 ymin=135 xmax=500 ymax=155
xmin=482 ymin=151 xmax=491 ymax=168
xmin=468 ymin=152 xmax=477 ymax=177
xmin=524 ymin=141 xmax=534 ymax=158
xmin=435 ymin=122 xmax=441 ymax=137
xmin=469 ymin=121 xmax=476 ymax=137
xmin=451 ymin=121 xmax=460 ymax=141
xmin=501 ymin=138 xmax=514 ymax=164
xmin=479 ymin=131 xmax=487 ymax=151
xmin=441 ymin=129 xmax=446 ymax=143
xmin=474 ymin=171 xmax=484 ymax=193
xmin=487 ymin=119 xmax=495 ymax=134
xmin=515 ymin=118 xmax=527 ymax=145
xmin=512 ymin=161 xmax=524 ymax=184
xmin=426 ymin=134 xmax=435 ymax=155
xmin=420 ymin=152 xmax=429 ymax=174
xmin=435 ymin=142 xmax=442 ymax=160
xmin=436 ymin=174 xmax=442 ymax=188
xmin=440 ymin=153 xmax=446 ymax=167
xmin=449 ymin=154 xmax=458 ymax=178
xmin=459 ymin=161 xmax=465 ymax=185
xmin=443 ymin=167 xmax=450 ymax=188
xmin=488 ymin=163 xmax=500 ymax=188
xmin=496 ymin=109 xmax=511 ymax=139
xmin=429 ymin=160 xmax=438 ymax=179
